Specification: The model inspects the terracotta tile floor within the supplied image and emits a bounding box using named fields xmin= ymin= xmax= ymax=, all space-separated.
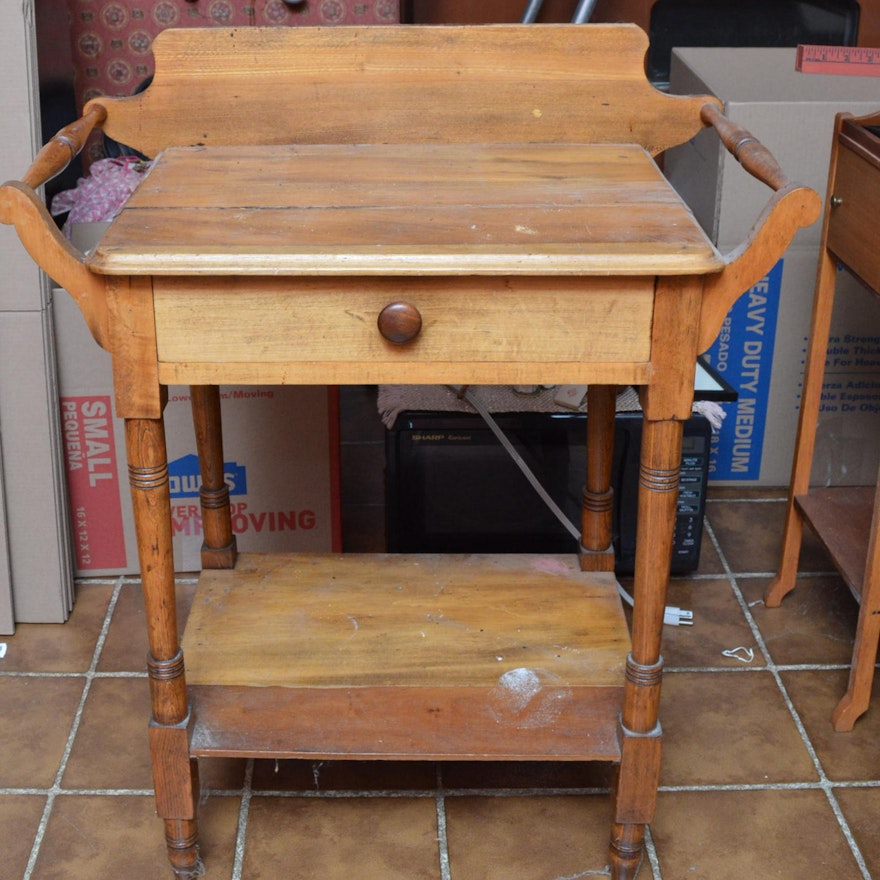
xmin=3 ymin=489 xmax=880 ymax=879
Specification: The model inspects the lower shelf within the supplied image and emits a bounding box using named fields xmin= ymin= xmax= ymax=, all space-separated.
xmin=796 ymin=486 xmax=875 ymax=598
xmin=181 ymin=552 xmax=630 ymax=762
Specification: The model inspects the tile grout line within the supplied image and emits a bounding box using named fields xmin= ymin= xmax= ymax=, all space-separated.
xmin=21 ymin=576 xmax=126 ymax=880
xmin=706 ymin=494 xmax=788 ymax=504
xmin=435 ymin=765 xmax=452 ymax=880
xmin=10 ymin=778 xmax=880 ymax=797
xmin=664 ymin=663 xmax=854 ymax=674
xmin=676 ymin=569 xmax=843 ymax=581
xmin=0 ymin=670 xmax=149 ymax=679
xmin=230 ymin=758 xmax=255 ymax=880
xmin=643 ymin=824 xmax=663 ymax=880
xmin=250 ymin=787 xmax=440 ymax=799
xmin=702 ymin=517 xmax=874 ymax=880
xmin=249 ymin=786 xmax=612 ymax=799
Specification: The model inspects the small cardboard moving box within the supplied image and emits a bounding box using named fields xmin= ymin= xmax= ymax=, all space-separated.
xmin=54 ymin=252 xmax=341 ymax=576
xmin=665 ymin=47 xmax=880 ymax=486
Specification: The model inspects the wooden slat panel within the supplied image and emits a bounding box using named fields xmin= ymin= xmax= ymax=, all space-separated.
xmin=90 ymin=143 xmax=722 ymax=277
xmin=155 ymin=359 xmax=650 ymax=388
xmin=125 ymin=143 xmax=665 ymax=210
xmin=188 ymin=683 xmax=625 ymax=761
xmin=99 ymin=208 xmax=716 ymax=275
xmin=93 ymin=25 xmax=715 ymax=157
xmin=181 ymin=553 xmax=630 ymax=689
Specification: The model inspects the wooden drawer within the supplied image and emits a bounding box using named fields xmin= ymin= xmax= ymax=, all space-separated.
xmin=153 ymin=275 xmax=654 ymax=387
xmin=827 ymin=123 xmax=880 ymax=294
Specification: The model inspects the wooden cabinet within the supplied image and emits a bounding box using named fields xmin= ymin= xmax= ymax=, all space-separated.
xmin=767 ymin=112 xmax=880 ymax=731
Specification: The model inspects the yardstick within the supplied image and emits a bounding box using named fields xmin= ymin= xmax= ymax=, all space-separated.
xmin=796 ymin=44 xmax=880 ymax=76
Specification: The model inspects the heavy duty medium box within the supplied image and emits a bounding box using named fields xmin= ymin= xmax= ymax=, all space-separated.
xmin=54 ymin=240 xmax=341 ymax=576
xmin=665 ymin=47 xmax=880 ymax=486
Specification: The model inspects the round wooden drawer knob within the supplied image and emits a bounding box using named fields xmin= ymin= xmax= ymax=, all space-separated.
xmin=377 ymin=301 xmax=422 ymax=345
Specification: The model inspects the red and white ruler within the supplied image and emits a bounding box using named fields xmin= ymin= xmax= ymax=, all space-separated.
xmin=796 ymin=44 xmax=880 ymax=77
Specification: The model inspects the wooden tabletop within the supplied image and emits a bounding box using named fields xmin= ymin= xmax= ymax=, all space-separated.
xmin=87 ymin=142 xmax=723 ymax=277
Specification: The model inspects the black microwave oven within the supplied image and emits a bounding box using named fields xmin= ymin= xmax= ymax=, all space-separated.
xmin=385 ymin=409 xmax=712 ymax=574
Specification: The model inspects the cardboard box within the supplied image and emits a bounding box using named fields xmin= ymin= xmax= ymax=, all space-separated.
xmin=0 ymin=306 xmax=75 ymax=624
xmin=54 ymin=282 xmax=342 ymax=577
xmin=665 ymin=48 xmax=880 ymax=486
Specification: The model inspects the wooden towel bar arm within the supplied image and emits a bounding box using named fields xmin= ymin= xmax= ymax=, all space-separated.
xmin=697 ymin=102 xmax=823 ymax=354
xmin=0 ymin=103 xmax=109 ymax=348
xmin=22 ymin=103 xmax=108 ymax=190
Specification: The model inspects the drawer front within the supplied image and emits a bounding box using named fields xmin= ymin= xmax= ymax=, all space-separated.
xmin=827 ymin=142 xmax=880 ymax=293
xmin=153 ymin=276 xmax=654 ymax=386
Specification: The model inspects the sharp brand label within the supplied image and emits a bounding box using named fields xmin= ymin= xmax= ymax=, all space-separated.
xmin=703 ymin=260 xmax=783 ymax=480
xmin=168 ymin=453 xmax=247 ymax=498
xmin=412 ymin=432 xmax=473 ymax=442
xmin=60 ymin=396 xmax=126 ymax=570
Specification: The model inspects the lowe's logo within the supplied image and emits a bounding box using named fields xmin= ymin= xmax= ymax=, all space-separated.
xmin=168 ymin=454 xmax=247 ymax=498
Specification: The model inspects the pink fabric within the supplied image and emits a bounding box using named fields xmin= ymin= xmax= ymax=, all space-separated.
xmin=51 ymin=156 xmax=150 ymax=234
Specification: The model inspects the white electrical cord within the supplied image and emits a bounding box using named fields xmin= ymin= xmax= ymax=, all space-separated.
xmin=453 ymin=386 xmax=694 ymax=627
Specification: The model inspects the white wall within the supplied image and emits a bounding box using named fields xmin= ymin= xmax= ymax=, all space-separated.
xmin=0 ymin=0 xmax=74 ymax=629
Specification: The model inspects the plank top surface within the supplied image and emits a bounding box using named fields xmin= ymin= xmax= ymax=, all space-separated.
xmin=88 ymin=142 xmax=722 ymax=276
xmin=181 ymin=553 xmax=630 ymax=690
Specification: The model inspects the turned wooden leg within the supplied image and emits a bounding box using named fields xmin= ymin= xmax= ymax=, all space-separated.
xmin=832 ymin=468 xmax=880 ymax=730
xmin=609 ymin=418 xmax=681 ymax=879
xmin=164 ymin=818 xmax=203 ymax=879
xmin=191 ymin=385 xmax=237 ymax=569
xmin=766 ymin=246 xmax=837 ymax=607
xmin=127 ymin=418 xmax=203 ymax=879
xmin=609 ymin=820 xmax=647 ymax=880
xmin=832 ymin=603 xmax=880 ymax=730
xmin=580 ymin=384 xmax=617 ymax=572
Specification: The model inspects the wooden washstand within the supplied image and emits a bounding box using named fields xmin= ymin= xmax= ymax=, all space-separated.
xmin=0 ymin=24 xmax=819 ymax=878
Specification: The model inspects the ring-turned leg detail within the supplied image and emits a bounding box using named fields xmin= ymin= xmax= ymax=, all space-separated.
xmin=609 ymin=821 xmax=645 ymax=880
xmin=580 ymin=384 xmax=618 ymax=572
xmin=164 ymin=819 xmax=204 ymax=879
xmin=126 ymin=418 xmax=200 ymax=877
xmin=609 ymin=418 xmax=683 ymax=877
xmin=190 ymin=385 xmax=237 ymax=569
